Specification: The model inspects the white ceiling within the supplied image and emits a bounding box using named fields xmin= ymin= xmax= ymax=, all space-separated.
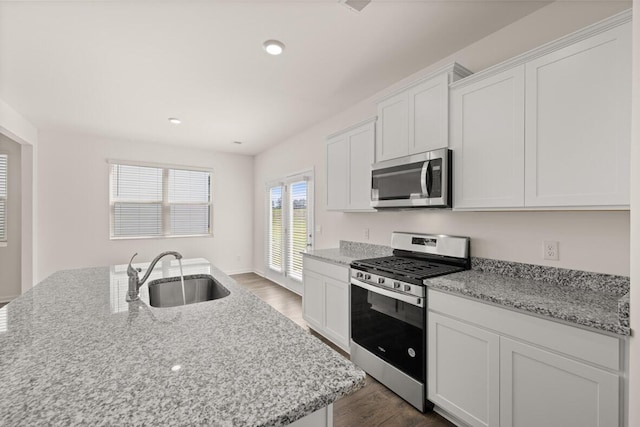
xmin=0 ymin=1 xmax=551 ymax=155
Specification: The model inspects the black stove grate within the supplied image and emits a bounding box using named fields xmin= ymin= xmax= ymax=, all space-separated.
xmin=351 ymin=256 xmax=464 ymax=280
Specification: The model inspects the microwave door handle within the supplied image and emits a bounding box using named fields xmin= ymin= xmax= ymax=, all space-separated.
xmin=420 ymin=161 xmax=430 ymax=197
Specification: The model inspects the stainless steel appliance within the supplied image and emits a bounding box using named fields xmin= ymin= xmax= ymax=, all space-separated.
xmin=371 ymin=148 xmax=452 ymax=209
xmin=350 ymin=232 xmax=470 ymax=412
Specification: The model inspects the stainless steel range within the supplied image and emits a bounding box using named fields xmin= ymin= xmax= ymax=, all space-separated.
xmin=349 ymin=232 xmax=470 ymax=412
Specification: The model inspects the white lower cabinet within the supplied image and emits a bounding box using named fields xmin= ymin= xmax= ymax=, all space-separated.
xmin=427 ymin=290 xmax=624 ymax=427
xmin=500 ymin=337 xmax=619 ymax=427
xmin=428 ymin=312 xmax=500 ymax=427
xmin=302 ymin=256 xmax=350 ymax=353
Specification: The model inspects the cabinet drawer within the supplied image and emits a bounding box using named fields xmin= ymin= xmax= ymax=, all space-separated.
xmin=428 ymin=290 xmax=621 ymax=371
xmin=303 ymin=257 xmax=350 ymax=283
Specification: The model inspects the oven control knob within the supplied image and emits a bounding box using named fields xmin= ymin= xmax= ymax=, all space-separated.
xmin=378 ymin=278 xmax=385 ymax=285
xmin=393 ymin=282 xmax=401 ymax=289
xmin=364 ymin=274 xmax=371 ymax=280
xmin=356 ymin=272 xmax=363 ymax=279
xmin=403 ymin=284 xmax=412 ymax=292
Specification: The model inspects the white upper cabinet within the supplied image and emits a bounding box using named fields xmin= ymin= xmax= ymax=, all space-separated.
xmin=376 ymin=92 xmax=408 ymax=162
xmin=450 ymin=66 xmax=525 ymax=209
xmin=450 ymin=10 xmax=631 ymax=210
xmin=524 ymin=23 xmax=631 ymax=207
xmin=326 ymin=133 xmax=349 ymax=210
xmin=408 ymin=72 xmax=450 ymax=154
xmin=376 ymin=63 xmax=472 ymax=162
xmin=326 ymin=118 xmax=376 ymax=212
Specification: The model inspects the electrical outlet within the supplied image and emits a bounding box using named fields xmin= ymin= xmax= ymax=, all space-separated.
xmin=315 ymin=224 xmax=322 ymax=234
xmin=364 ymin=228 xmax=370 ymax=240
xmin=543 ymin=241 xmax=559 ymax=261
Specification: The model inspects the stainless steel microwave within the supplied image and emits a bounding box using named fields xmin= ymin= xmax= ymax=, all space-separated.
xmin=371 ymin=148 xmax=451 ymax=209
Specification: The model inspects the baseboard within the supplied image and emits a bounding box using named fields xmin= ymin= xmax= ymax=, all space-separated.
xmin=0 ymin=294 xmax=19 ymax=304
xmin=224 ymin=268 xmax=255 ymax=276
xmin=433 ymin=405 xmax=470 ymax=427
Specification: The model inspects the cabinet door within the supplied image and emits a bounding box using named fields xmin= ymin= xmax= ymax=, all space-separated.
xmin=428 ymin=312 xmax=500 ymax=427
xmin=376 ymin=92 xmax=409 ymax=162
xmin=302 ymin=270 xmax=324 ymax=331
xmin=323 ymin=276 xmax=349 ymax=350
xmin=326 ymin=134 xmax=348 ymax=210
xmin=347 ymin=123 xmax=375 ymax=211
xmin=500 ymin=337 xmax=619 ymax=427
xmin=524 ymin=23 xmax=631 ymax=207
xmin=408 ymin=73 xmax=449 ymax=153
xmin=450 ymin=66 xmax=525 ymax=209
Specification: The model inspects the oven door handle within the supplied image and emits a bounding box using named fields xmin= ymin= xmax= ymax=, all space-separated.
xmin=351 ymin=278 xmax=424 ymax=308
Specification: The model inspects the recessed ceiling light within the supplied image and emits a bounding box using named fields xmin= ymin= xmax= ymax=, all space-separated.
xmin=263 ymin=40 xmax=285 ymax=56
xmin=171 ymin=365 xmax=182 ymax=372
xmin=168 ymin=118 xmax=181 ymax=124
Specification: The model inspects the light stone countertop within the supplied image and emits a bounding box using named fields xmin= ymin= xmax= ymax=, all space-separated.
xmin=0 ymin=258 xmax=365 ymax=426
xmin=303 ymin=241 xmax=393 ymax=266
xmin=425 ymin=268 xmax=630 ymax=336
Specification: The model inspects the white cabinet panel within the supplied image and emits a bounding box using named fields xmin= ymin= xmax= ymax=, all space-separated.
xmin=326 ymin=119 xmax=375 ymax=212
xmin=450 ymin=66 xmax=525 ymax=208
xmin=428 ymin=312 xmax=500 ymax=427
xmin=348 ymin=124 xmax=375 ymax=210
xmin=376 ymin=92 xmax=408 ymax=162
xmin=323 ymin=277 xmax=349 ymax=348
xmin=302 ymin=270 xmax=324 ymax=331
xmin=302 ymin=257 xmax=350 ymax=353
xmin=524 ymin=23 xmax=631 ymax=207
xmin=409 ymin=73 xmax=449 ymax=154
xmin=326 ymin=135 xmax=348 ymax=210
xmin=500 ymin=337 xmax=620 ymax=427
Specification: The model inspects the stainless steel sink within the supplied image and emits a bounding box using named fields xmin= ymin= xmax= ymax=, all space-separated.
xmin=148 ymin=275 xmax=230 ymax=308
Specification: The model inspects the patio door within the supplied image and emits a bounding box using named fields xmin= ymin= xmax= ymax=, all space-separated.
xmin=266 ymin=171 xmax=313 ymax=294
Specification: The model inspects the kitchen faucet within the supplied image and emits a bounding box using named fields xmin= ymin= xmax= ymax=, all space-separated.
xmin=126 ymin=251 xmax=183 ymax=302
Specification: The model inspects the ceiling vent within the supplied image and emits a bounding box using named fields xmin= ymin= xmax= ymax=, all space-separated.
xmin=339 ymin=0 xmax=371 ymax=12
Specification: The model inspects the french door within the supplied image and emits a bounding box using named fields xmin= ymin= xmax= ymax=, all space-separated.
xmin=266 ymin=171 xmax=313 ymax=294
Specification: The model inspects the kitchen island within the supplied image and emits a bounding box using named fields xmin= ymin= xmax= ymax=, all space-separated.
xmin=0 ymin=258 xmax=365 ymax=426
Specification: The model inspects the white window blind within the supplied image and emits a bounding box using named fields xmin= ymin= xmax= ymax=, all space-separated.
xmin=268 ymin=185 xmax=284 ymax=272
xmin=110 ymin=162 xmax=212 ymax=239
xmin=287 ymin=181 xmax=308 ymax=281
xmin=0 ymin=154 xmax=7 ymax=242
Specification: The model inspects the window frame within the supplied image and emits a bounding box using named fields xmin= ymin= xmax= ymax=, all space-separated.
xmin=108 ymin=159 xmax=213 ymax=240
xmin=0 ymin=152 xmax=8 ymax=245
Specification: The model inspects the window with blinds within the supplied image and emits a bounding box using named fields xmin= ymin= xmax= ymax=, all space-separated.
xmin=0 ymin=154 xmax=7 ymax=243
xmin=268 ymin=185 xmax=284 ymax=272
xmin=110 ymin=162 xmax=212 ymax=239
xmin=265 ymin=172 xmax=313 ymax=288
xmin=287 ymin=181 xmax=308 ymax=281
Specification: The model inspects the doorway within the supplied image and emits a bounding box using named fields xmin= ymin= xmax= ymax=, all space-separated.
xmin=265 ymin=170 xmax=314 ymax=295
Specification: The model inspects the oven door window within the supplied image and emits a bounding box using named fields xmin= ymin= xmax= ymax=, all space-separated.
xmin=372 ymin=161 xmax=425 ymax=200
xmin=351 ymin=284 xmax=425 ymax=382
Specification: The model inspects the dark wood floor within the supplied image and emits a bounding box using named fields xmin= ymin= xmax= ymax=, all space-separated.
xmin=230 ymin=272 xmax=455 ymax=427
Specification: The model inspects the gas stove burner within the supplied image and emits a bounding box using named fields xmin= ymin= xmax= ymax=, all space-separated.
xmin=352 ymin=256 xmax=464 ymax=281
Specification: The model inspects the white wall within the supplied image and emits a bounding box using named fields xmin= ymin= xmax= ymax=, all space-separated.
xmin=0 ymin=135 xmax=22 ymax=301
xmin=37 ymin=131 xmax=254 ymax=281
xmin=627 ymin=1 xmax=639 ymax=426
xmin=254 ymin=1 xmax=632 ymax=277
